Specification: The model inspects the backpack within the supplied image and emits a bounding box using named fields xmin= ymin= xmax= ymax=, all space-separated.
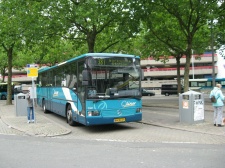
xmin=210 ymin=95 xmax=217 ymax=103
xmin=210 ymin=90 xmax=218 ymax=103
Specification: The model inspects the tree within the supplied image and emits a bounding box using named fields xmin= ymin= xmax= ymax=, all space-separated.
xmin=140 ymin=0 xmax=219 ymax=92
xmin=0 ymin=0 xmax=44 ymax=104
xmin=0 ymin=49 xmax=8 ymax=82
xmin=216 ymin=1 xmax=225 ymax=60
xmin=38 ymin=0 xmax=141 ymax=53
xmin=23 ymin=39 xmax=78 ymax=66
xmin=217 ymin=1 xmax=225 ymax=45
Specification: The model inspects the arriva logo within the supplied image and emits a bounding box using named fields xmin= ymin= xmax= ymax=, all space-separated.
xmin=121 ymin=101 xmax=136 ymax=108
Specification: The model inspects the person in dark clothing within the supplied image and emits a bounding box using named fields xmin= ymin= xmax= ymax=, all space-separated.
xmin=26 ymin=88 xmax=36 ymax=123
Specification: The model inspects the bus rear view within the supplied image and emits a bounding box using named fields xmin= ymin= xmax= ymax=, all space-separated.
xmin=37 ymin=53 xmax=142 ymax=126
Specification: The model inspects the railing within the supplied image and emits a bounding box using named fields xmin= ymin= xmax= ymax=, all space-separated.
xmin=1 ymin=74 xmax=28 ymax=79
xmin=143 ymin=66 xmax=216 ymax=72
xmin=143 ymin=53 xmax=217 ymax=60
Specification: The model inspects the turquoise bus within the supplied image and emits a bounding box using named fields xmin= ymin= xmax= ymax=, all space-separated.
xmin=0 ymin=83 xmax=19 ymax=100
xmin=37 ymin=53 xmax=143 ymax=126
xmin=0 ymin=83 xmax=8 ymax=100
xmin=189 ymin=78 xmax=225 ymax=91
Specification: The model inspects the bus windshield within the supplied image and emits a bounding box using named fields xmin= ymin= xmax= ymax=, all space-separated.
xmin=84 ymin=56 xmax=141 ymax=99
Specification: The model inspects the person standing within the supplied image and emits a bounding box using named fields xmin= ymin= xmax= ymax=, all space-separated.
xmin=209 ymin=84 xmax=224 ymax=127
xmin=26 ymin=88 xmax=36 ymax=123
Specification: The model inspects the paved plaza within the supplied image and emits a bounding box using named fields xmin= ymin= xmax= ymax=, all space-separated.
xmin=0 ymin=98 xmax=224 ymax=139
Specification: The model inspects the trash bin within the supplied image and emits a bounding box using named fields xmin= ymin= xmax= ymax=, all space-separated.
xmin=15 ymin=93 xmax=27 ymax=116
xmin=179 ymin=90 xmax=204 ymax=124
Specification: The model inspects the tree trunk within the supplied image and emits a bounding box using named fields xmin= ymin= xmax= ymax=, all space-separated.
xmin=87 ymin=30 xmax=96 ymax=53
xmin=6 ymin=46 xmax=13 ymax=105
xmin=183 ymin=53 xmax=191 ymax=92
xmin=176 ymin=55 xmax=182 ymax=94
xmin=0 ymin=68 xmax=6 ymax=82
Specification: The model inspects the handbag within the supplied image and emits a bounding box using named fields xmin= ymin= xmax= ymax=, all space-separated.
xmin=210 ymin=96 xmax=217 ymax=103
xmin=210 ymin=90 xmax=218 ymax=103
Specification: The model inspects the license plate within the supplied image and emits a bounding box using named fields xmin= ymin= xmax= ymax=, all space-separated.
xmin=114 ymin=118 xmax=126 ymax=123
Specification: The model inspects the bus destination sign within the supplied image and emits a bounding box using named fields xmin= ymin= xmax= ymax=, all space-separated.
xmin=95 ymin=57 xmax=133 ymax=66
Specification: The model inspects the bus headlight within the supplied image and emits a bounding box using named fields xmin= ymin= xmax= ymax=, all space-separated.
xmin=88 ymin=110 xmax=100 ymax=116
xmin=136 ymin=108 xmax=141 ymax=113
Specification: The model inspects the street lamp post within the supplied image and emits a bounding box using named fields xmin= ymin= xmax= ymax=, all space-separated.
xmin=211 ymin=18 xmax=215 ymax=86
xmin=192 ymin=49 xmax=194 ymax=79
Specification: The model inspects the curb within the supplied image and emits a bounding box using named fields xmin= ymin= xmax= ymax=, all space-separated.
xmin=1 ymin=115 xmax=72 ymax=137
xmin=139 ymin=120 xmax=225 ymax=137
xmin=0 ymin=104 xmax=72 ymax=137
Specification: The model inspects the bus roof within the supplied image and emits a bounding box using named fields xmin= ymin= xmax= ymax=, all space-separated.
xmin=38 ymin=53 xmax=139 ymax=73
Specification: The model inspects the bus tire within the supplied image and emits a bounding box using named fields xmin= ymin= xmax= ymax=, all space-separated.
xmin=42 ymin=99 xmax=48 ymax=113
xmin=1 ymin=95 xmax=6 ymax=100
xmin=66 ymin=104 xmax=76 ymax=126
xmin=165 ymin=93 xmax=169 ymax=96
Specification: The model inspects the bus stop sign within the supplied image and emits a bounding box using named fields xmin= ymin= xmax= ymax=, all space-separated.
xmin=27 ymin=67 xmax=38 ymax=77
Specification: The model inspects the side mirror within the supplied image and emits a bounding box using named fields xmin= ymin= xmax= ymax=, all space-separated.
xmin=82 ymin=70 xmax=91 ymax=81
xmin=82 ymin=81 xmax=89 ymax=86
xmin=141 ymin=69 xmax=144 ymax=80
xmin=82 ymin=70 xmax=91 ymax=86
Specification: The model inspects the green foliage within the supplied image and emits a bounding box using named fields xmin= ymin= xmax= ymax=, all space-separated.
xmin=38 ymin=0 xmax=141 ymax=53
xmin=0 ymin=48 xmax=8 ymax=82
xmin=216 ymin=1 xmax=225 ymax=45
xmin=138 ymin=0 xmax=219 ymax=91
xmin=0 ymin=0 xmax=46 ymax=104
xmin=0 ymin=0 xmax=224 ymax=98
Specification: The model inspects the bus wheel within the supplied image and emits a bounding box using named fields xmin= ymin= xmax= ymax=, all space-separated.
xmin=1 ymin=95 xmax=6 ymax=100
xmin=165 ymin=93 xmax=169 ymax=96
xmin=42 ymin=100 xmax=48 ymax=113
xmin=66 ymin=104 xmax=76 ymax=126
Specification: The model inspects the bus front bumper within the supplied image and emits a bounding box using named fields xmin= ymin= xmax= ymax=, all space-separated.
xmin=85 ymin=113 xmax=142 ymax=126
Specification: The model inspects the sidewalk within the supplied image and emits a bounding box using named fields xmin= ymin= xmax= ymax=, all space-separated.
xmin=0 ymin=101 xmax=71 ymax=137
xmin=142 ymin=99 xmax=225 ymax=136
xmin=0 ymin=99 xmax=224 ymax=137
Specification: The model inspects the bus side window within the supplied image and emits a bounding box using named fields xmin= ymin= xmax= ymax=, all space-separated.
xmin=39 ymin=73 xmax=48 ymax=87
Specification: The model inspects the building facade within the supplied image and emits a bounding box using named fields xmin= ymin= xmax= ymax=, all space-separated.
xmin=141 ymin=52 xmax=225 ymax=92
xmin=2 ymin=52 xmax=225 ymax=92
